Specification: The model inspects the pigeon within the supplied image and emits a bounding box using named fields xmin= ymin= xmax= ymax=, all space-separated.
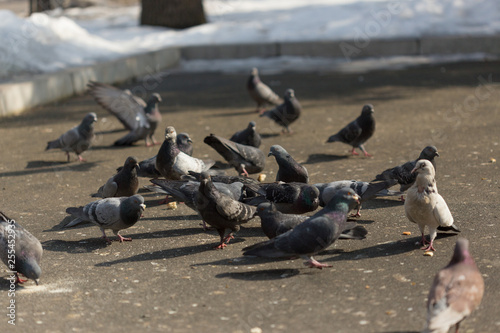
xmin=326 ymin=104 xmax=375 ymax=157
xmin=204 ymin=134 xmax=266 ymax=176
xmin=177 ymin=132 xmax=194 ymax=156
xmin=0 ymin=212 xmax=42 ymax=285
xmin=314 ymin=179 xmax=399 ymax=216
xmin=45 ymin=112 xmax=97 ymax=162
xmin=230 ymin=121 xmax=262 ymax=148
xmin=247 ymin=67 xmax=281 ymax=112
xmin=244 ymin=182 xmax=320 ymax=214
xmin=256 ymin=202 xmax=367 ymax=240
xmin=243 ymin=188 xmax=361 ymax=269
xmin=195 ymin=172 xmax=257 ymax=249
xmin=260 ymin=89 xmax=302 ymax=133
xmin=185 ymin=171 xmax=262 ymax=188
xmin=65 ymin=195 xmax=146 ymax=244
xmin=404 ymin=160 xmax=460 ymax=251
xmin=157 ymin=126 xmax=214 ymax=180
xmin=93 ymin=156 xmax=139 ymax=198
xmin=373 ymin=146 xmax=440 ymax=194
xmin=268 ymin=145 xmax=308 ymax=183
xmin=424 ymin=238 xmax=484 ymax=333
xmin=87 ymin=81 xmax=162 ymax=146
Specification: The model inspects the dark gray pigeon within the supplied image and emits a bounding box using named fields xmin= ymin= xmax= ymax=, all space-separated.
xmin=93 ymin=156 xmax=139 ymax=198
xmin=326 ymin=104 xmax=375 ymax=156
xmin=373 ymin=145 xmax=440 ymax=194
xmin=268 ymin=145 xmax=308 ymax=183
xmin=230 ymin=121 xmax=262 ymax=148
xmin=195 ymin=172 xmax=257 ymax=249
xmin=157 ymin=126 xmax=214 ymax=180
xmin=247 ymin=67 xmax=281 ymax=112
xmin=177 ymin=132 xmax=194 ymax=156
xmin=424 ymin=238 xmax=484 ymax=333
xmin=243 ymin=188 xmax=361 ymax=269
xmin=185 ymin=171 xmax=261 ymax=188
xmin=314 ymin=179 xmax=399 ymax=216
xmin=204 ymin=134 xmax=265 ymax=176
xmin=0 ymin=212 xmax=42 ymax=285
xmin=256 ymin=202 xmax=367 ymax=240
xmin=45 ymin=112 xmax=97 ymax=162
xmin=65 ymin=194 xmax=146 ymax=244
xmin=260 ymin=89 xmax=302 ymax=133
xmin=244 ymin=182 xmax=320 ymax=214
xmin=87 ymin=81 xmax=162 ymax=146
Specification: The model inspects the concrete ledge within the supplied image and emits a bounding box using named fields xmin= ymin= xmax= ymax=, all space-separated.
xmin=420 ymin=35 xmax=500 ymax=55
xmin=181 ymin=43 xmax=279 ymax=59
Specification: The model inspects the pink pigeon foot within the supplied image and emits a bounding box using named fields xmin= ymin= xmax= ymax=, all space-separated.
xmin=77 ymin=155 xmax=87 ymax=162
xmin=223 ymin=234 xmax=235 ymax=244
xmin=159 ymin=196 xmax=172 ymax=205
xmin=351 ymin=148 xmax=359 ymax=156
xmin=116 ymin=234 xmax=132 ymax=243
xmin=215 ymin=242 xmax=228 ymax=249
xmin=15 ymin=273 xmax=27 ymax=284
xmin=304 ymin=258 xmax=332 ymax=269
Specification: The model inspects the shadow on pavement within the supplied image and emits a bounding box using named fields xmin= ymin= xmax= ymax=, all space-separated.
xmin=0 ymin=161 xmax=100 ymax=178
xmin=216 ymin=268 xmax=300 ymax=281
xmin=304 ymin=153 xmax=348 ymax=164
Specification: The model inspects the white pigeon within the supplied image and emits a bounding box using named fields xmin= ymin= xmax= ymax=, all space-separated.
xmin=404 ymin=159 xmax=459 ymax=251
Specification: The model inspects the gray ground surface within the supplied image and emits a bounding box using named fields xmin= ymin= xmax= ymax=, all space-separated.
xmin=0 ymin=61 xmax=499 ymax=332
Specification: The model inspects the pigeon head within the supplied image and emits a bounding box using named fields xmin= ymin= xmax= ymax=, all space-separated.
xmin=257 ymin=202 xmax=275 ymax=216
xmin=284 ymin=89 xmax=295 ymax=99
xmin=268 ymin=145 xmax=287 ymax=158
xmin=124 ymin=156 xmax=139 ymax=170
xmin=83 ymin=112 xmax=98 ymax=124
xmin=251 ymin=67 xmax=259 ymax=76
xmin=18 ymin=257 xmax=42 ymax=285
xmin=199 ymin=171 xmax=211 ymax=184
xmin=164 ymin=126 xmax=177 ymax=141
xmin=120 ymin=195 xmax=146 ymax=225
xmin=448 ymin=238 xmax=476 ymax=266
xmin=420 ymin=145 xmax=440 ymax=160
xmin=149 ymin=93 xmax=162 ymax=104
xmin=411 ymin=159 xmax=435 ymax=176
xmin=177 ymin=133 xmax=193 ymax=144
xmin=326 ymin=188 xmax=360 ymax=209
xmin=361 ymin=104 xmax=374 ymax=115
xmin=298 ymin=185 xmax=320 ymax=210
xmin=248 ymin=121 xmax=256 ymax=129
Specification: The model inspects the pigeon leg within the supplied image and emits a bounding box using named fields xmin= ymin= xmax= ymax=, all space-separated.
xmin=359 ymin=145 xmax=372 ymax=157
xmin=400 ymin=195 xmax=406 ymax=202
xmin=223 ymin=234 xmax=235 ymax=244
xmin=350 ymin=204 xmax=362 ymax=217
xmin=240 ymin=167 xmax=249 ymax=177
xmin=77 ymin=155 xmax=87 ymax=162
xmin=159 ymin=196 xmax=172 ymax=205
xmin=215 ymin=241 xmax=228 ymax=249
xmin=421 ymin=241 xmax=436 ymax=251
xmin=100 ymin=229 xmax=113 ymax=244
xmin=351 ymin=148 xmax=360 ymax=156
xmin=15 ymin=273 xmax=27 ymax=284
xmin=66 ymin=152 xmax=71 ymax=162
xmin=421 ymin=229 xmax=437 ymax=251
xmin=200 ymin=220 xmax=215 ymax=231
xmin=116 ymin=234 xmax=132 ymax=242
xmin=304 ymin=256 xmax=332 ymax=269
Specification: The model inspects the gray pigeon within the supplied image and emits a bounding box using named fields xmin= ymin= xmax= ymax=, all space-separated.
xmin=268 ymin=145 xmax=308 ymax=183
xmin=314 ymin=179 xmax=400 ymax=216
xmin=177 ymin=132 xmax=194 ymax=156
xmin=247 ymin=67 xmax=281 ymax=112
xmin=404 ymin=160 xmax=459 ymax=251
xmin=230 ymin=121 xmax=262 ymax=148
xmin=204 ymin=134 xmax=265 ymax=176
xmin=424 ymin=238 xmax=484 ymax=333
xmin=87 ymin=81 xmax=162 ymax=146
xmin=157 ymin=126 xmax=214 ymax=180
xmin=65 ymin=195 xmax=146 ymax=243
xmin=373 ymin=145 xmax=440 ymax=194
xmin=326 ymin=104 xmax=375 ymax=156
xmin=256 ymin=202 xmax=367 ymax=240
xmin=0 ymin=212 xmax=42 ymax=285
xmin=185 ymin=171 xmax=262 ymax=188
xmin=244 ymin=182 xmax=320 ymax=214
xmin=195 ymin=172 xmax=257 ymax=249
xmin=93 ymin=156 xmax=139 ymax=198
xmin=260 ymin=89 xmax=302 ymax=133
xmin=243 ymin=188 xmax=361 ymax=269
xmin=45 ymin=112 xmax=97 ymax=162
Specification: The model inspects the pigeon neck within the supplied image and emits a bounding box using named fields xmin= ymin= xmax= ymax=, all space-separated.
xmin=144 ymin=99 xmax=157 ymax=114
xmin=120 ymin=201 xmax=142 ymax=226
xmin=78 ymin=122 xmax=94 ymax=136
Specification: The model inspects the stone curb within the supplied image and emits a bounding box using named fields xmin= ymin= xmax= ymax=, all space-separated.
xmin=1 ymin=35 xmax=499 ymax=117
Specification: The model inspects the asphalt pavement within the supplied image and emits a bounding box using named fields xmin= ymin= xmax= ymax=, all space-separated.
xmin=0 ymin=61 xmax=499 ymax=332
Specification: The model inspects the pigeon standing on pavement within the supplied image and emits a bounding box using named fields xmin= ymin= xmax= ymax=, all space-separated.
xmin=314 ymin=179 xmax=399 ymax=216
xmin=372 ymin=146 xmax=440 ymax=195
xmin=424 ymin=238 xmax=484 ymax=333
xmin=404 ymin=160 xmax=460 ymax=251
xmin=247 ymin=67 xmax=281 ymax=112
xmin=87 ymin=81 xmax=162 ymax=146
xmin=243 ymin=188 xmax=361 ymax=269
xmin=93 ymin=156 xmax=139 ymax=198
xmin=204 ymin=134 xmax=265 ymax=176
xmin=0 ymin=212 xmax=43 ymax=285
xmin=65 ymin=195 xmax=146 ymax=244
xmin=45 ymin=112 xmax=97 ymax=162
xmin=326 ymin=104 xmax=375 ymax=156
xmin=157 ymin=127 xmax=214 ymax=180
xmin=268 ymin=145 xmax=309 ymax=183
xmin=256 ymin=202 xmax=367 ymax=240
xmin=260 ymin=89 xmax=302 ymax=133
xmin=195 ymin=172 xmax=257 ymax=249
xmin=230 ymin=121 xmax=262 ymax=148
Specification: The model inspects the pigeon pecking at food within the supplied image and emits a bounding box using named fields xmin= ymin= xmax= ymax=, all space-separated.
xmin=404 ymin=160 xmax=460 ymax=251
xmin=268 ymin=145 xmax=309 ymax=183
xmin=45 ymin=112 xmax=97 ymax=162
xmin=326 ymin=104 xmax=375 ymax=157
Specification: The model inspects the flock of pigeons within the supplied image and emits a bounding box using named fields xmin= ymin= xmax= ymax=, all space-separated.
xmin=0 ymin=68 xmax=484 ymax=332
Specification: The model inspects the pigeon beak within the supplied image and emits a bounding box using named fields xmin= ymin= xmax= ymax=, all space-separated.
xmin=411 ymin=167 xmax=418 ymax=174
xmin=35 ymin=279 xmax=39 ymax=286
xmin=435 ymin=152 xmax=440 ymax=157
xmin=135 ymin=164 xmax=140 ymax=170
xmin=352 ymin=194 xmax=360 ymax=203
xmin=187 ymin=138 xmax=193 ymax=143
xmin=140 ymin=204 xmax=146 ymax=211
xmin=267 ymin=152 xmax=273 ymax=157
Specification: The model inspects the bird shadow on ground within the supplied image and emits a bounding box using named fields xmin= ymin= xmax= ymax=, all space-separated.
xmin=90 ymin=144 xmax=145 ymax=151
xmin=95 ymin=128 xmax=126 ymax=135
xmin=0 ymin=161 xmax=100 ymax=178
xmin=94 ymin=242 xmax=214 ymax=267
xmin=322 ymin=234 xmax=458 ymax=262
xmin=303 ymin=153 xmax=348 ymax=164
xmin=142 ymin=214 xmax=201 ymax=222
xmin=260 ymin=133 xmax=281 ymax=139
xmin=347 ymin=218 xmax=374 ymax=225
xmin=0 ymin=278 xmax=39 ymax=291
xmin=211 ymin=110 xmax=258 ymax=117
xmin=382 ymin=331 xmax=420 ymax=333
xmin=215 ymin=268 xmax=301 ymax=281
xmin=362 ymin=198 xmax=403 ymax=210
xmin=42 ymin=239 xmax=109 ymax=253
